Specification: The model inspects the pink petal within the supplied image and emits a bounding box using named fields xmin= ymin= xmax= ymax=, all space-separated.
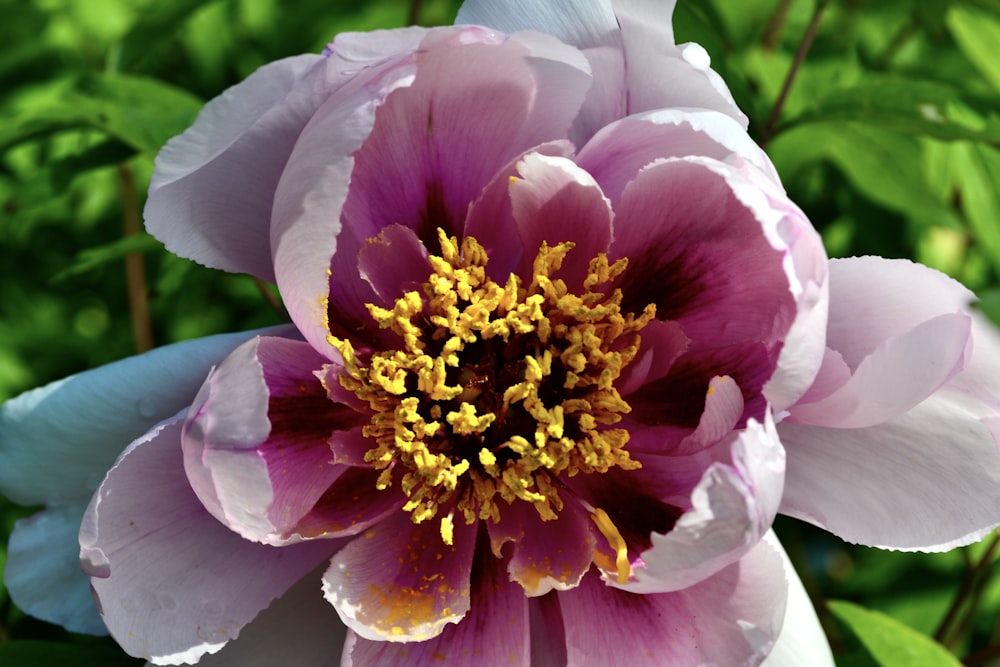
xmin=80 ymin=417 xmax=336 ymax=664
xmin=463 ymin=140 xmax=576 ymax=282
xmin=0 ymin=327 xmax=286 ymax=507
xmin=183 ymin=336 xmax=375 ymax=545
xmin=559 ymin=538 xmax=785 ymax=665
xmin=343 ymin=541 xmax=529 ymax=666
xmin=322 ymin=511 xmax=478 ymax=642
xmin=789 ymin=312 xmax=971 ymax=428
xmin=779 ymin=395 xmax=1000 ymax=550
xmin=188 ymin=571 xmax=345 ymax=667
xmin=147 ymin=28 xmax=429 ymax=279
xmin=616 ymin=318 xmax=689 ymax=397
xmin=617 ymin=414 xmax=784 ymax=593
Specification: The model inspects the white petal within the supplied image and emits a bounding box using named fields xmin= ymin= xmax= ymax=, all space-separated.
xmin=760 ymin=531 xmax=835 ymax=667
xmin=779 ymin=394 xmax=1000 ymax=550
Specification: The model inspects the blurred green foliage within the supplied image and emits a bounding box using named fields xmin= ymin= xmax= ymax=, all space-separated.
xmin=1 ymin=0 xmax=998 ymax=665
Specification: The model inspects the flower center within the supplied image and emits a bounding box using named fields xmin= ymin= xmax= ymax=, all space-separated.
xmin=330 ymin=230 xmax=653 ymax=547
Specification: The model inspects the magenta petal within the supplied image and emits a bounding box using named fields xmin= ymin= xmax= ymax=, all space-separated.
xmin=611 ymin=158 xmax=795 ymax=352
xmin=183 ymin=336 xmax=366 ymax=544
xmin=619 ymin=414 xmax=784 ymax=593
xmin=487 ymin=496 xmax=595 ymax=596
xmin=343 ymin=538 xmax=529 ymax=666
xmin=560 ymin=538 xmax=785 ymax=666
xmin=323 ymin=511 xmax=478 ymax=642
xmin=357 ymin=223 xmax=431 ymax=305
xmin=463 ymin=140 xmax=576 ymax=281
xmin=340 ymin=27 xmax=591 ymax=247
xmin=271 ymin=54 xmax=416 ymax=358
xmin=509 ymin=153 xmax=613 ymax=286
xmin=617 ymin=318 xmax=689 ymax=397
xmin=80 ymin=417 xmax=336 ymax=664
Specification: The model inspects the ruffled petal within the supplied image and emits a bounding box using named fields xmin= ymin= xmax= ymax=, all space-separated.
xmin=340 ymin=26 xmax=591 ymax=248
xmin=487 ymin=496 xmax=595 ymax=597
xmin=270 ymin=46 xmax=418 ymax=357
xmin=322 ymin=511 xmax=478 ymax=642
xmin=183 ymin=336 xmax=374 ymax=545
xmin=779 ymin=395 xmax=1000 ymax=550
xmin=80 ymin=417 xmax=336 ymax=665
xmin=5 ymin=504 xmax=107 ymax=635
xmin=184 ymin=570 xmax=345 ymax=667
xmin=761 ymin=532 xmax=835 ymax=667
xmin=0 ymin=327 xmax=286 ymax=507
xmin=509 ymin=152 xmax=613 ymax=287
xmin=616 ymin=414 xmax=784 ymax=593
xmin=611 ymin=158 xmax=795 ymax=353
xmin=343 ymin=536 xmax=529 ymax=666
xmin=576 ymin=109 xmax=778 ymax=205
xmin=825 ymin=257 xmax=974 ymax=369
xmin=559 ymin=538 xmax=785 ymax=666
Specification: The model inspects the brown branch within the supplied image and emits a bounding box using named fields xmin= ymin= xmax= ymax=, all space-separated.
xmin=762 ymin=0 xmax=794 ymax=52
xmin=935 ymin=530 xmax=1000 ymax=646
xmin=760 ymin=0 xmax=831 ymax=147
xmin=408 ymin=0 xmax=423 ymax=25
xmin=116 ymin=163 xmax=154 ymax=353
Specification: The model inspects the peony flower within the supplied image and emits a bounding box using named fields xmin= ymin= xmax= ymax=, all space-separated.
xmin=2 ymin=1 xmax=999 ymax=666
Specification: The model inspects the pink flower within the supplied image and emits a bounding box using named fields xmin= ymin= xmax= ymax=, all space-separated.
xmin=2 ymin=2 xmax=998 ymax=666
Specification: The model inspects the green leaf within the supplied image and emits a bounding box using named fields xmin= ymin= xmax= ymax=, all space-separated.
xmin=52 ymin=233 xmax=163 ymax=282
xmin=769 ymin=123 xmax=960 ymax=230
xmin=828 ymin=600 xmax=961 ymax=667
xmin=116 ymin=0 xmax=218 ymax=71
xmin=0 ymin=72 xmax=202 ymax=155
xmin=784 ymin=77 xmax=1000 ymax=144
xmin=947 ymin=5 xmax=1000 ymax=92
xmin=0 ymin=641 xmax=141 ymax=667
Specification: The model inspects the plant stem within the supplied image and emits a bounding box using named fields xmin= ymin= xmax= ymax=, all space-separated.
xmin=762 ymin=0 xmax=794 ymax=52
xmin=935 ymin=530 xmax=1000 ymax=646
xmin=874 ymin=15 xmax=920 ymax=70
xmin=117 ymin=163 xmax=154 ymax=354
xmin=252 ymin=275 xmax=286 ymax=316
xmin=761 ymin=0 xmax=831 ymax=147
xmin=408 ymin=0 xmax=423 ymax=25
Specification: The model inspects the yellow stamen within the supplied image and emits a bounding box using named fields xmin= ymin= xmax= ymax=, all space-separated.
xmin=328 ymin=230 xmax=652 ymax=540
xmin=591 ymin=507 xmax=632 ymax=584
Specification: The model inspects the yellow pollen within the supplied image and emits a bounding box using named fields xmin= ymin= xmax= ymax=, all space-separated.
xmin=328 ymin=229 xmax=653 ymax=539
